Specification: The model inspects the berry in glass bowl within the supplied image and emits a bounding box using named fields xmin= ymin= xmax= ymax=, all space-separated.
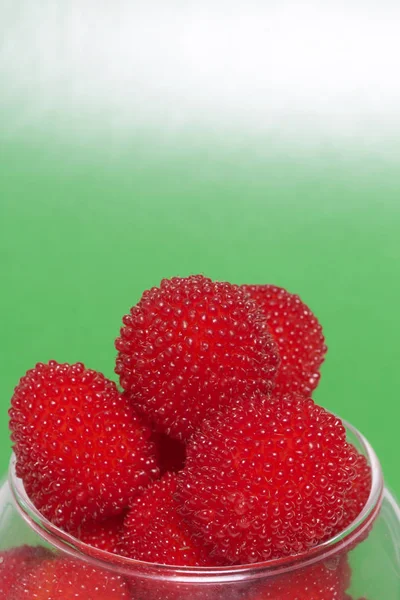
xmin=1 ymin=276 xmax=399 ymax=599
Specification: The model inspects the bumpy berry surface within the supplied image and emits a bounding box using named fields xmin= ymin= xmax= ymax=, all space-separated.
xmin=115 ymin=275 xmax=279 ymax=439
xmin=242 ymin=285 xmax=327 ymax=396
xmin=333 ymin=446 xmax=372 ymax=536
xmin=76 ymin=514 xmax=126 ymax=553
xmin=119 ymin=472 xmax=216 ymax=566
xmin=9 ymin=361 xmax=159 ymax=531
xmin=133 ymin=559 xmax=350 ymax=600
xmin=248 ymin=553 xmax=351 ymax=599
xmin=133 ymin=580 xmax=245 ymax=600
xmin=12 ymin=557 xmax=131 ymax=599
xmin=0 ymin=545 xmax=52 ymax=598
xmin=177 ymin=392 xmax=356 ymax=564
xmin=153 ymin=431 xmax=186 ymax=474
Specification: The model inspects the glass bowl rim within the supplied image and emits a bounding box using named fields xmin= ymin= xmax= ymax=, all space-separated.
xmin=8 ymin=417 xmax=384 ymax=583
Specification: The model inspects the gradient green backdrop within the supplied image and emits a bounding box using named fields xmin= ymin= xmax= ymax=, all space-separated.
xmin=1 ymin=2 xmax=399 ymax=505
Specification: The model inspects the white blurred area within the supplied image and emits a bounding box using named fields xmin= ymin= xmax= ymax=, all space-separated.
xmin=1 ymin=1 xmax=400 ymax=156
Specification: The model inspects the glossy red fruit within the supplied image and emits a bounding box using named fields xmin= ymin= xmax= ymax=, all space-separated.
xmin=115 ymin=275 xmax=280 ymax=440
xmin=76 ymin=513 xmax=126 ymax=554
xmin=0 ymin=545 xmax=52 ymax=598
xmin=132 ymin=579 xmax=244 ymax=600
xmin=332 ymin=445 xmax=372 ymax=544
xmin=248 ymin=553 xmax=351 ymax=599
xmin=12 ymin=557 xmax=131 ymax=599
xmin=242 ymin=285 xmax=327 ymax=396
xmin=9 ymin=361 xmax=159 ymax=531
xmin=119 ymin=472 xmax=216 ymax=566
xmin=177 ymin=392 xmax=356 ymax=565
xmin=153 ymin=431 xmax=186 ymax=474
xmin=334 ymin=448 xmax=372 ymax=534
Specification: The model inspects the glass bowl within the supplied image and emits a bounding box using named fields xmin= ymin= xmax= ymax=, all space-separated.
xmin=0 ymin=420 xmax=399 ymax=599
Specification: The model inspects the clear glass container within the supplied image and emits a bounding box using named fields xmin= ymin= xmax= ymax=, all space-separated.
xmin=0 ymin=421 xmax=399 ymax=599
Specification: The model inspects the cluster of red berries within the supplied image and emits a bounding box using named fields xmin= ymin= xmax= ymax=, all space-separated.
xmin=4 ymin=275 xmax=372 ymax=599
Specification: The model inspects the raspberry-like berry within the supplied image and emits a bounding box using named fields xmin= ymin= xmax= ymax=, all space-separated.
xmin=248 ymin=553 xmax=351 ymax=599
xmin=76 ymin=514 xmax=126 ymax=554
xmin=12 ymin=557 xmax=131 ymax=599
xmin=242 ymin=285 xmax=327 ymax=396
xmin=153 ymin=431 xmax=186 ymax=474
xmin=0 ymin=546 xmax=52 ymax=598
xmin=177 ymin=392 xmax=356 ymax=564
xmin=134 ymin=580 xmax=244 ymax=600
xmin=119 ymin=472 xmax=216 ymax=566
xmin=333 ymin=446 xmax=372 ymax=535
xmin=9 ymin=361 xmax=159 ymax=531
xmin=115 ymin=275 xmax=279 ymax=439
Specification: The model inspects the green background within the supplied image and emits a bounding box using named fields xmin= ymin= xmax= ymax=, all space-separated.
xmin=1 ymin=2 xmax=399 ymax=503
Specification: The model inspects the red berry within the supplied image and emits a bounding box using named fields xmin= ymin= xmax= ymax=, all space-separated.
xmin=248 ymin=553 xmax=351 ymax=599
xmin=9 ymin=361 xmax=159 ymax=531
xmin=115 ymin=275 xmax=279 ymax=440
xmin=242 ymin=285 xmax=327 ymax=396
xmin=76 ymin=513 xmax=126 ymax=554
xmin=342 ymin=450 xmax=372 ymax=528
xmin=133 ymin=580 xmax=244 ymax=600
xmin=12 ymin=557 xmax=131 ymax=599
xmin=0 ymin=545 xmax=52 ymax=598
xmin=177 ymin=392 xmax=356 ymax=564
xmin=333 ymin=446 xmax=372 ymax=535
xmin=119 ymin=472 xmax=216 ymax=566
xmin=153 ymin=431 xmax=186 ymax=474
